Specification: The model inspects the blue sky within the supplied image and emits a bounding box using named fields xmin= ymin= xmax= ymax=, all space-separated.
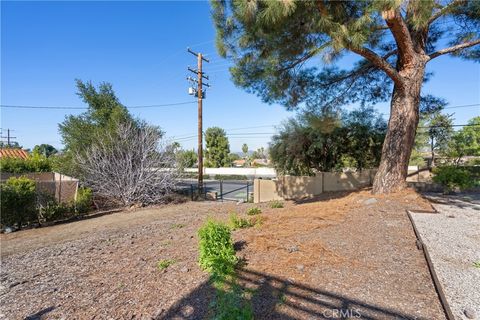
xmin=1 ymin=1 xmax=479 ymax=152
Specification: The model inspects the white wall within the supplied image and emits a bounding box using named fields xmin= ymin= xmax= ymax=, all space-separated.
xmin=184 ymin=167 xmax=276 ymax=178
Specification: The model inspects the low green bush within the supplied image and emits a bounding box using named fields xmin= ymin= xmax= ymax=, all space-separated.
xmin=1 ymin=177 xmax=37 ymax=227
xmin=246 ymin=207 xmax=261 ymax=216
xmin=198 ymin=219 xmax=253 ymax=319
xmin=75 ymin=187 xmax=93 ymax=214
xmin=229 ymin=213 xmax=254 ymax=230
xmin=198 ymin=219 xmax=237 ymax=280
xmin=37 ymin=193 xmax=71 ymax=222
xmin=432 ymin=166 xmax=474 ymax=193
xmin=1 ymin=180 xmax=94 ymax=228
xmin=269 ymin=200 xmax=284 ymax=209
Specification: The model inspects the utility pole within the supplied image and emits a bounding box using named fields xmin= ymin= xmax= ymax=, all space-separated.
xmin=187 ymin=48 xmax=210 ymax=197
xmin=0 ymin=128 xmax=17 ymax=147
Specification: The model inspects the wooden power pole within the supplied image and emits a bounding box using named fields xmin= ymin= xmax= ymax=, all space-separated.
xmin=187 ymin=48 xmax=210 ymax=196
xmin=0 ymin=128 xmax=17 ymax=147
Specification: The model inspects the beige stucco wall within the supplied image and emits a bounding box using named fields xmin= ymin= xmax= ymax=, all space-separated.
xmin=253 ymin=168 xmax=436 ymax=203
xmin=254 ymin=169 xmax=377 ymax=203
xmin=1 ymin=172 xmax=79 ymax=203
xmin=254 ymin=179 xmax=283 ymax=203
xmin=323 ymin=170 xmax=374 ymax=192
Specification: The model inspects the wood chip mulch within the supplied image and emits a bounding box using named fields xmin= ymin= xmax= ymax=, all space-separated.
xmin=0 ymin=189 xmax=446 ymax=319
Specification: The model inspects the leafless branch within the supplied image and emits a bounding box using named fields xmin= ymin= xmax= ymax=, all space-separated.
xmin=76 ymin=121 xmax=178 ymax=206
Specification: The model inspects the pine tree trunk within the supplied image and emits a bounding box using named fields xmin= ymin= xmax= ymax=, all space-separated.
xmin=372 ymin=61 xmax=426 ymax=194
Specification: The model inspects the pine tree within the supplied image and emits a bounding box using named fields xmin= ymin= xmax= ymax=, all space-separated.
xmin=212 ymin=0 xmax=480 ymax=193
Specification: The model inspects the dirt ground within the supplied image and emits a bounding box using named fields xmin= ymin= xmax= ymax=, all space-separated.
xmin=0 ymin=189 xmax=446 ymax=319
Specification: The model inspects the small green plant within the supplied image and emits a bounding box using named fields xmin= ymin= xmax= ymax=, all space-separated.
xmin=75 ymin=187 xmax=93 ymax=214
xmin=269 ymin=200 xmax=284 ymax=209
xmin=198 ymin=219 xmax=254 ymax=319
xmin=161 ymin=240 xmax=172 ymax=246
xmin=246 ymin=207 xmax=262 ymax=216
xmin=198 ymin=219 xmax=237 ymax=280
xmin=277 ymin=293 xmax=287 ymax=306
xmin=157 ymin=259 xmax=176 ymax=270
xmin=229 ymin=213 xmax=254 ymax=230
xmin=171 ymin=223 xmax=186 ymax=229
xmin=210 ymin=283 xmax=254 ymax=319
xmin=432 ymin=166 xmax=474 ymax=193
xmin=474 ymin=261 xmax=480 ymax=269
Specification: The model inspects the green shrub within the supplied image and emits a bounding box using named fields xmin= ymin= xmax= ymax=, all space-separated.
xmin=0 ymin=177 xmax=37 ymax=227
xmin=246 ymin=207 xmax=261 ymax=216
xmin=198 ymin=219 xmax=237 ymax=280
xmin=229 ymin=213 xmax=254 ymax=230
xmin=0 ymin=154 xmax=51 ymax=173
xmin=38 ymin=200 xmax=71 ymax=222
xmin=75 ymin=187 xmax=93 ymax=214
xmin=269 ymin=200 xmax=284 ymax=209
xmin=432 ymin=166 xmax=474 ymax=192
xmin=199 ymin=220 xmax=253 ymax=319
xmin=466 ymin=158 xmax=480 ymax=166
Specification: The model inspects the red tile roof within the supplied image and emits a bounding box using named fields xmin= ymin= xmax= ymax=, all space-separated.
xmin=0 ymin=149 xmax=29 ymax=160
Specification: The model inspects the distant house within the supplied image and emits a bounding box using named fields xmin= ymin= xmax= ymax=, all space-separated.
xmin=252 ymin=158 xmax=269 ymax=166
xmin=0 ymin=148 xmax=29 ymax=160
xmin=233 ymin=159 xmax=246 ymax=167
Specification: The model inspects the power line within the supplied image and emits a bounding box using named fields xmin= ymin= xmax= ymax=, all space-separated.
xmin=418 ymin=123 xmax=480 ymax=129
xmin=443 ymin=104 xmax=480 ymax=110
xmin=170 ymin=125 xmax=277 ymax=139
xmin=0 ymin=101 xmax=197 ymax=110
xmin=0 ymin=128 xmax=18 ymax=147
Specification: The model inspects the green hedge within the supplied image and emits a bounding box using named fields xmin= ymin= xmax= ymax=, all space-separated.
xmin=0 ymin=177 xmax=37 ymax=227
xmin=0 ymin=154 xmax=52 ymax=173
xmin=1 ymin=176 xmax=93 ymax=228
xmin=432 ymin=166 xmax=475 ymax=192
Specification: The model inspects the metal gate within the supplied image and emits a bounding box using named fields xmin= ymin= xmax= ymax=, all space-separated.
xmin=215 ymin=180 xmax=252 ymax=202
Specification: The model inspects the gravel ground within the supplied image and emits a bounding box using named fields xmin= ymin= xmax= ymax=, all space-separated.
xmin=0 ymin=189 xmax=446 ymax=319
xmin=410 ymin=193 xmax=480 ymax=320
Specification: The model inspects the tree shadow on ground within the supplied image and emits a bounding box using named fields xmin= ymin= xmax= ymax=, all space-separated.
xmin=156 ymin=268 xmax=427 ymax=320
xmin=25 ymin=306 xmax=55 ymax=320
xmin=291 ymin=189 xmax=361 ymax=205
xmin=422 ymin=191 xmax=480 ymax=210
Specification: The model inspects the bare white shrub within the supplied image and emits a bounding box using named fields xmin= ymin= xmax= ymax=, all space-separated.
xmin=76 ymin=120 xmax=178 ymax=206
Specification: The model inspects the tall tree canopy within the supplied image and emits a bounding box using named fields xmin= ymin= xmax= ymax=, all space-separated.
xmin=205 ymin=127 xmax=231 ymax=167
xmin=270 ymin=107 xmax=386 ymax=175
xmin=212 ymin=0 xmax=480 ymax=193
xmin=447 ymin=116 xmax=480 ymax=163
xmin=32 ymin=144 xmax=58 ymax=158
xmin=58 ymin=80 xmax=137 ymax=176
